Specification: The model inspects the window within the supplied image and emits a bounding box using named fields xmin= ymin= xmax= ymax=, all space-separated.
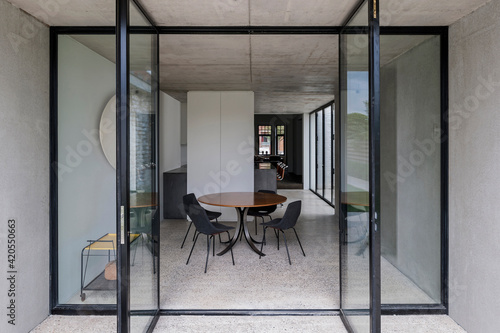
xmin=276 ymin=125 xmax=285 ymax=155
xmin=257 ymin=125 xmax=285 ymax=155
xmin=258 ymin=125 xmax=272 ymax=154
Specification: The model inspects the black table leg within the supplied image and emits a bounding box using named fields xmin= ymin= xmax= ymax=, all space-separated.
xmin=217 ymin=207 xmax=265 ymax=257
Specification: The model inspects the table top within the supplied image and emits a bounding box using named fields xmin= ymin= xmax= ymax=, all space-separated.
xmin=130 ymin=192 xmax=157 ymax=208
xmin=341 ymin=191 xmax=369 ymax=207
xmin=198 ymin=192 xmax=287 ymax=208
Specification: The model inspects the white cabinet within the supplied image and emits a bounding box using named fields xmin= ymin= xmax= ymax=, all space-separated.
xmin=187 ymin=91 xmax=254 ymax=221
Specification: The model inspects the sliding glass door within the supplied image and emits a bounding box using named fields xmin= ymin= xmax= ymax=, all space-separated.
xmin=310 ymin=102 xmax=335 ymax=206
xmin=116 ymin=0 xmax=159 ymax=332
xmin=339 ymin=0 xmax=380 ymax=332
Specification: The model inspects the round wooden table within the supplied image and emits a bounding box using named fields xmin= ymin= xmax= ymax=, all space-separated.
xmin=198 ymin=192 xmax=287 ymax=256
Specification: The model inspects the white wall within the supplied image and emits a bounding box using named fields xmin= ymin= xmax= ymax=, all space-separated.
xmin=0 ymin=0 xmax=50 ymax=331
xmin=449 ymin=0 xmax=500 ymax=331
xmin=57 ymin=36 xmax=116 ymax=303
xmin=187 ymin=91 xmax=254 ymax=221
xmin=159 ymin=92 xmax=182 ymax=219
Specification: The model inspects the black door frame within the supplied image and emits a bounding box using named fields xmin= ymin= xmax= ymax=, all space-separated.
xmin=338 ymin=0 xmax=381 ymax=332
xmin=48 ymin=11 xmax=448 ymax=328
xmin=116 ymin=0 xmax=160 ymax=332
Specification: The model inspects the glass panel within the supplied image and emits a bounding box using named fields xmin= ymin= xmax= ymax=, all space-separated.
xmin=324 ymin=106 xmax=333 ymax=203
xmin=331 ymin=105 xmax=336 ymax=202
xmin=57 ymin=34 xmax=116 ymax=305
xmin=309 ymin=113 xmax=316 ymax=192
xmin=259 ymin=136 xmax=272 ymax=154
xmin=129 ymin=2 xmax=158 ymax=332
xmin=340 ymin=1 xmax=371 ymax=331
xmin=379 ymin=35 xmax=441 ymax=304
xmin=316 ymin=110 xmax=324 ymax=196
xmin=259 ymin=125 xmax=272 ymax=134
xmin=277 ymin=135 xmax=285 ymax=155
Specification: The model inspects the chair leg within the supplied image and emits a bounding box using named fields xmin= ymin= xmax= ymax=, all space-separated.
xmin=230 ymin=242 xmax=235 ymax=266
xmin=213 ymin=234 xmax=216 ymax=256
xmin=281 ymin=230 xmax=292 ymax=265
xmin=259 ymin=227 xmax=267 ymax=259
xmin=181 ymin=221 xmax=193 ymax=249
xmin=205 ymin=235 xmax=211 ymax=273
xmin=186 ymin=232 xmax=200 ymax=265
xmin=255 ymin=217 xmax=258 ymax=235
xmin=277 ymin=230 xmax=280 ymax=251
xmin=292 ymin=227 xmax=306 ymax=257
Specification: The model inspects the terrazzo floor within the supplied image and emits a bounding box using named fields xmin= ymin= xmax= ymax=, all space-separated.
xmin=31 ymin=314 xmax=467 ymax=332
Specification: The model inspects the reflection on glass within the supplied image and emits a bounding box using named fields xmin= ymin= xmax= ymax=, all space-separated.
xmin=316 ymin=110 xmax=323 ymax=195
xmin=380 ymin=35 xmax=441 ymax=305
xmin=340 ymin=1 xmax=371 ymax=331
xmin=57 ymin=34 xmax=116 ymax=305
xmin=129 ymin=1 xmax=158 ymax=332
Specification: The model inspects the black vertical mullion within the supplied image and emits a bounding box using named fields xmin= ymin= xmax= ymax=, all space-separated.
xmin=154 ymin=28 xmax=161 ymax=314
xmin=368 ymin=0 xmax=381 ymax=332
xmin=440 ymin=29 xmax=449 ymax=312
xmin=116 ymin=0 xmax=130 ymax=332
xmin=49 ymin=28 xmax=59 ymax=311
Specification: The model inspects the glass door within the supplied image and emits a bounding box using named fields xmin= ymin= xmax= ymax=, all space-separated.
xmin=116 ymin=0 xmax=160 ymax=332
xmin=339 ymin=0 xmax=380 ymax=332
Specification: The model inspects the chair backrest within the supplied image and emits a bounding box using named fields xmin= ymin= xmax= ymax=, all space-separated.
xmin=183 ymin=193 xmax=219 ymax=235
xmin=279 ymin=200 xmax=302 ymax=230
xmin=182 ymin=193 xmax=199 ymax=215
xmin=257 ymin=189 xmax=278 ymax=214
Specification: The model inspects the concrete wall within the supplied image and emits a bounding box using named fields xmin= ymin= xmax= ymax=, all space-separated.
xmin=380 ymin=36 xmax=442 ymax=302
xmin=0 ymin=0 xmax=50 ymax=331
xmin=449 ymin=0 xmax=500 ymax=331
xmin=159 ymin=92 xmax=182 ymax=220
xmin=187 ymin=91 xmax=254 ymax=221
xmin=57 ymin=36 xmax=116 ymax=303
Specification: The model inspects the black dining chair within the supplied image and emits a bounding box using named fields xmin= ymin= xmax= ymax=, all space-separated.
xmin=181 ymin=193 xmax=223 ymax=248
xmin=247 ymin=189 xmax=278 ymax=235
xmin=259 ymin=200 xmax=305 ymax=265
xmin=185 ymin=203 xmax=235 ymax=273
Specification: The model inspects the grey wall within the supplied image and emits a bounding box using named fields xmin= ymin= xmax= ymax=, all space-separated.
xmin=57 ymin=36 xmax=116 ymax=303
xmin=449 ymin=0 xmax=500 ymax=331
xmin=0 ymin=0 xmax=50 ymax=331
xmin=380 ymin=36 xmax=442 ymax=302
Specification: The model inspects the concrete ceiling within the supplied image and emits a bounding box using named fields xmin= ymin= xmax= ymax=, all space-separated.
xmin=17 ymin=0 xmax=491 ymax=113
xmin=7 ymin=0 xmax=490 ymax=27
